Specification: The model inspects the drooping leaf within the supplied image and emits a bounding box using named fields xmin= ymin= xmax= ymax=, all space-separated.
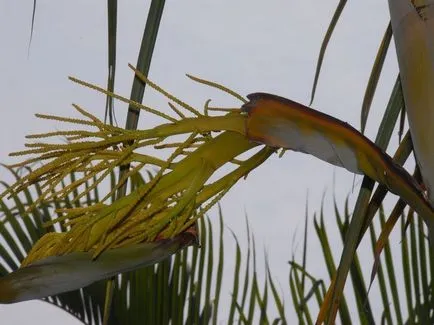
xmin=242 ymin=93 xmax=433 ymax=230
xmin=0 ymin=231 xmax=196 ymax=304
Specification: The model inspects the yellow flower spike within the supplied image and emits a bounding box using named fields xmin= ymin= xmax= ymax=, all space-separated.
xmin=37 ymin=156 xmax=90 ymax=198
xmin=44 ymin=204 xmax=104 ymax=227
xmin=34 ymin=112 xmax=96 ymax=127
xmin=6 ymin=150 xmax=66 ymax=168
xmin=7 ymin=126 xmax=164 ymax=207
xmin=128 ymin=64 xmax=203 ymax=117
xmin=7 ymin=151 xmax=82 ymax=185
xmin=7 ymin=155 xmax=90 ymax=213
xmin=194 ymin=147 xmax=274 ymax=207
xmin=141 ymin=132 xmax=256 ymax=237
xmin=94 ymin=196 xmax=174 ymax=256
xmin=185 ymin=73 xmax=247 ymax=104
xmin=69 ymin=147 xmax=137 ymax=204
xmin=71 ymin=103 xmax=105 ymax=125
xmin=21 ymin=232 xmax=65 ymax=267
xmin=61 ymin=225 xmax=92 ymax=254
xmin=50 ymin=161 xmax=109 ymax=200
xmin=85 ymin=209 xmax=123 ymax=250
xmin=66 ymin=133 xmax=107 ymax=141
xmin=87 ymin=131 xmax=253 ymax=256
xmin=102 ymin=134 xmax=197 ymax=233
xmin=91 ymin=151 xmax=166 ymax=168
xmin=146 ymin=160 xmax=213 ymax=237
xmin=100 ymin=162 xmax=145 ymax=203
xmin=25 ymin=130 xmax=104 ymax=140
xmin=101 ymin=188 xmax=162 ymax=238
xmin=69 ymin=76 xmax=179 ymax=123
xmin=4 ymin=67 xmax=432 ymax=305
xmin=161 ymin=203 xmax=196 ymax=239
xmin=167 ymin=101 xmax=186 ymax=119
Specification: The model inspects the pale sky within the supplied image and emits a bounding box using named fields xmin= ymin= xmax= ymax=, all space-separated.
xmin=0 ymin=1 xmax=402 ymax=323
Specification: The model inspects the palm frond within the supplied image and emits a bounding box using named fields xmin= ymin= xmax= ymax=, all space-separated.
xmin=291 ymin=197 xmax=434 ymax=324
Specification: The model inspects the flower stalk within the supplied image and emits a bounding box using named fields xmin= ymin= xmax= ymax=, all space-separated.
xmin=1 ymin=68 xmax=272 ymax=267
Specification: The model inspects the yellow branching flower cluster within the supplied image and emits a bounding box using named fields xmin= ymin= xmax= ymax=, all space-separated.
xmin=1 ymin=65 xmax=273 ymax=266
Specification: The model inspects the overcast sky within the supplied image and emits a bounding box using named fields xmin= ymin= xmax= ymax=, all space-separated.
xmin=0 ymin=1 xmax=402 ymax=323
